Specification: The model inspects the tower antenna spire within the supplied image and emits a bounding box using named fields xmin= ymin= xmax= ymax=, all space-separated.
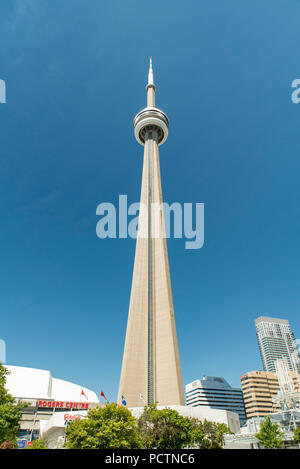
xmin=146 ymin=57 xmax=156 ymax=107
xmin=148 ymin=57 xmax=154 ymax=87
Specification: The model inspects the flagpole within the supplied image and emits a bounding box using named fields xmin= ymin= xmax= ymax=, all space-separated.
xmin=100 ymin=389 xmax=109 ymax=404
xmin=139 ymin=393 xmax=146 ymax=406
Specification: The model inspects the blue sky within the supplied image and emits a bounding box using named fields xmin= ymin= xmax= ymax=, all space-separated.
xmin=1 ymin=0 xmax=300 ymax=400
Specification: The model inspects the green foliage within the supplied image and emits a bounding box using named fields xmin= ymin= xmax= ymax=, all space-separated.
xmin=0 ymin=362 xmax=27 ymax=445
xmin=293 ymin=427 xmax=300 ymax=444
xmin=255 ymin=416 xmax=283 ymax=449
xmin=137 ymin=404 xmax=193 ymax=449
xmin=65 ymin=402 xmax=232 ymax=450
xmin=64 ymin=402 xmax=142 ymax=449
xmin=0 ymin=440 xmax=16 ymax=449
xmin=137 ymin=405 xmax=231 ymax=449
xmin=26 ymin=439 xmax=48 ymax=449
xmin=189 ymin=419 xmax=232 ymax=449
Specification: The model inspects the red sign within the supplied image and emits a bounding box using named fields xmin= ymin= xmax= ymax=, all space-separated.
xmin=38 ymin=400 xmax=88 ymax=410
xmin=64 ymin=414 xmax=82 ymax=421
xmin=27 ymin=441 xmax=32 ymax=448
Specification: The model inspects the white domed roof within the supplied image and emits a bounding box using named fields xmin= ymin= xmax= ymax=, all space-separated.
xmin=5 ymin=365 xmax=99 ymax=403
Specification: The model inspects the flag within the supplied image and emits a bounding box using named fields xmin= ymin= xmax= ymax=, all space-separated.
xmin=100 ymin=390 xmax=108 ymax=402
xmin=81 ymin=389 xmax=88 ymax=400
xmin=121 ymin=395 xmax=127 ymax=406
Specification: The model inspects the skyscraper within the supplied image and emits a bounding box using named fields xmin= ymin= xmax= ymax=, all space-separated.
xmin=118 ymin=60 xmax=185 ymax=408
xmin=255 ymin=316 xmax=300 ymax=374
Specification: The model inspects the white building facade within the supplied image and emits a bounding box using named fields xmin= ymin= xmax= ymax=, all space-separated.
xmin=186 ymin=376 xmax=246 ymax=425
xmin=130 ymin=405 xmax=240 ymax=434
xmin=5 ymin=365 xmax=99 ymax=446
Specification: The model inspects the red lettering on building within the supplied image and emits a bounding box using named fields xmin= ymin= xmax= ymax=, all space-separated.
xmin=64 ymin=414 xmax=82 ymax=421
xmin=37 ymin=400 xmax=89 ymax=409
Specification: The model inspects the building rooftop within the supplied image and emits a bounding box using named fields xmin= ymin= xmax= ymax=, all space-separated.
xmin=5 ymin=365 xmax=99 ymax=403
xmin=186 ymin=376 xmax=242 ymax=392
xmin=255 ymin=316 xmax=289 ymax=325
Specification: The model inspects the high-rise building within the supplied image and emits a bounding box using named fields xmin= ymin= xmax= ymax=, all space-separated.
xmin=255 ymin=316 xmax=300 ymax=374
xmin=241 ymin=370 xmax=300 ymax=419
xmin=186 ymin=376 xmax=247 ymax=425
xmin=118 ymin=60 xmax=185 ymax=408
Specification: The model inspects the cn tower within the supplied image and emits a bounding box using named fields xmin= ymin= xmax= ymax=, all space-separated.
xmin=118 ymin=59 xmax=185 ymax=407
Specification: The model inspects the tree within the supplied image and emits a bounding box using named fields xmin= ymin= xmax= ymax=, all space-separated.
xmin=190 ymin=419 xmax=232 ymax=449
xmin=26 ymin=439 xmax=48 ymax=449
xmin=64 ymin=402 xmax=142 ymax=449
xmin=137 ymin=405 xmax=231 ymax=449
xmin=0 ymin=440 xmax=15 ymax=450
xmin=255 ymin=416 xmax=283 ymax=449
xmin=293 ymin=427 xmax=300 ymax=444
xmin=137 ymin=405 xmax=193 ymax=449
xmin=0 ymin=362 xmax=27 ymax=445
